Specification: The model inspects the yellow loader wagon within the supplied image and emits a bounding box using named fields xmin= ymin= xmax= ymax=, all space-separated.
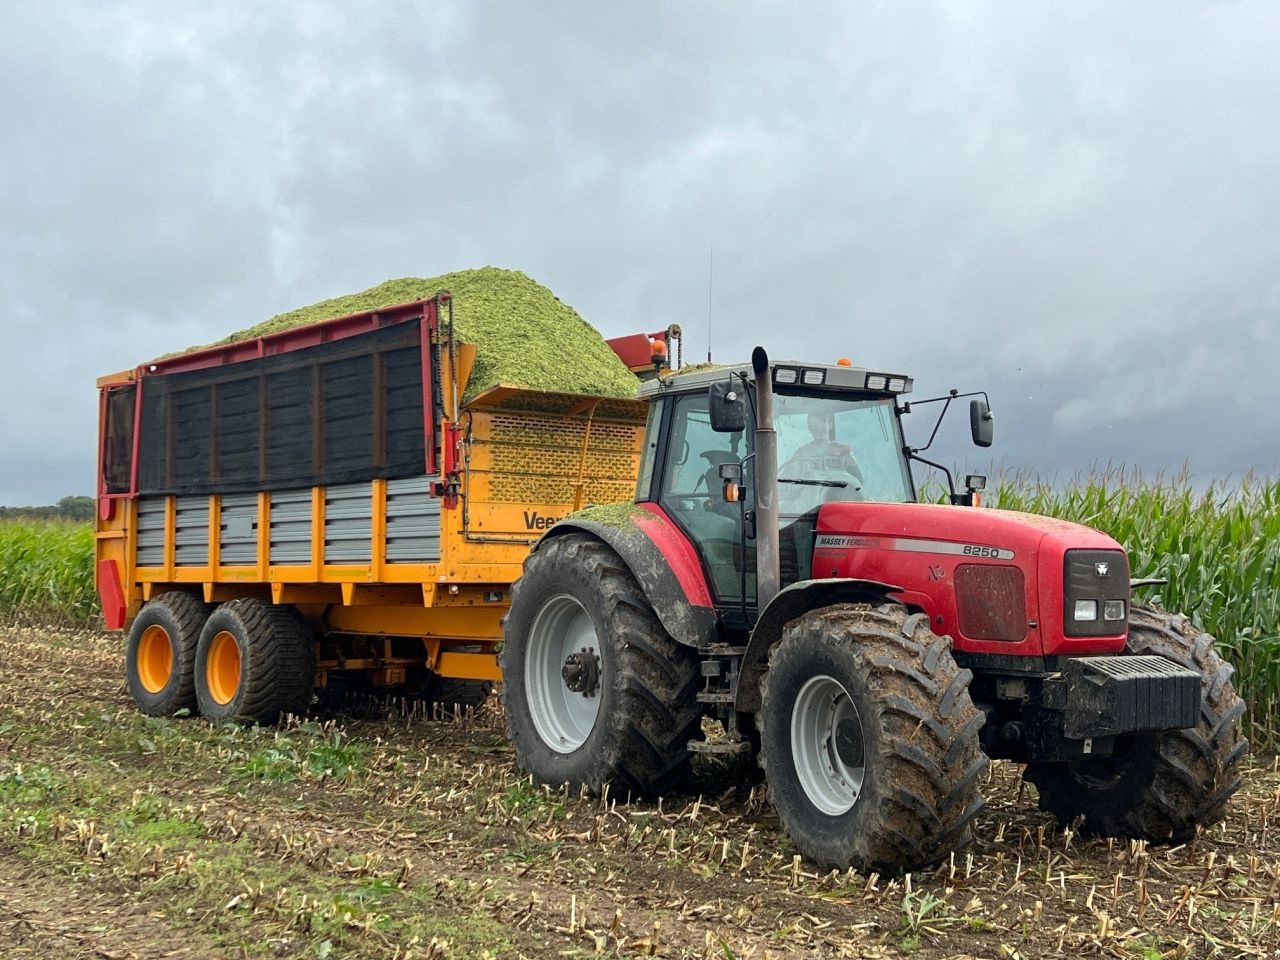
xmin=94 ymin=294 xmax=663 ymax=720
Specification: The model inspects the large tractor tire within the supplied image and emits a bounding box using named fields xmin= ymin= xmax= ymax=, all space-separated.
xmin=759 ymin=603 xmax=987 ymax=874
xmin=1025 ymin=605 xmax=1248 ymax=840
xmin=125 ymin=591 xmax=212 ymax=716
xmin=501 ymin=533 xmax=702 ymax=797
xmin=194 ymin=599 xmax=316 ymax=724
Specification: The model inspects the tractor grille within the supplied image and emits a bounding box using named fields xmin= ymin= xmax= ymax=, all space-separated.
xmin=955 ymin=563 xmax=1027 ymax=642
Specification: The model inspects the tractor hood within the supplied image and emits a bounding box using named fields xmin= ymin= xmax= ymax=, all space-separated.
xmin=812 ymin=502 xmax=1129 ymax=657
xmin=815 ymin=501 xmax=1123 ymax=554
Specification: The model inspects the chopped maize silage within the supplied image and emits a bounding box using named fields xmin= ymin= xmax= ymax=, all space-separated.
xmin=177 ymin=267 xmax=639 ymax=403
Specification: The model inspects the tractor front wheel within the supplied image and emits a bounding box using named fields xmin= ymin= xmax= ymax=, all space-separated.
xmin=759 ymin=603 xmax=987 ymax=874
xmin=501 ymin=533 xmax=702 ymax=797
xmin=1025 ymin=605 xmax=1248 ymax=840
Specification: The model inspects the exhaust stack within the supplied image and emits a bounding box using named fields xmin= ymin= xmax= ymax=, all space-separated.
xmin=752 ymin=346 xmax=780 ymax=609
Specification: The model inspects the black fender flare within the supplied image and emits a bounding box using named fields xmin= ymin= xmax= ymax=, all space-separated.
xmin=734 ymin=577 xmax=903 ymax=713
xmin=537 ymin=516 xmax=718 ymax=649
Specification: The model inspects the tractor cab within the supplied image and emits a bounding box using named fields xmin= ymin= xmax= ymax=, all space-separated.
xmin=635 ymin=357 xmax=984 ymax=620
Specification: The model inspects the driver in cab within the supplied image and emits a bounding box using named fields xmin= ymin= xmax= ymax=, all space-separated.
xmin=781 ymin=413 xmax=865 ymax=487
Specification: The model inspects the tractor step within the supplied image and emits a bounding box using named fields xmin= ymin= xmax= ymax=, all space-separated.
xmin=696 ymin=691 xmax=735 ymax=704
xmin=687 ymin=738 xmax=752 ymax=757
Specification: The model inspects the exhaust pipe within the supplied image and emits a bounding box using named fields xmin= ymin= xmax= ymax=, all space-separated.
xmin=752 ymin=346 xmax=780 ymax=609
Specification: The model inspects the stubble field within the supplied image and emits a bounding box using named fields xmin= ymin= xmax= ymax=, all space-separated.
xmin=1 ymin=623 xmax=1278 ymax=960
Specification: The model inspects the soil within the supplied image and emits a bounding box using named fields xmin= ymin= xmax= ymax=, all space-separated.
xmin=1 ymin=622 xmax=1278 ymax=960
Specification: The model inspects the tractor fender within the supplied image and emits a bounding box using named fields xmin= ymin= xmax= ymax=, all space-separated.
xmin=538 ymin=510 xmax=718 ymax=650
xmin=734 ymin=577 xmax=903 ymax=713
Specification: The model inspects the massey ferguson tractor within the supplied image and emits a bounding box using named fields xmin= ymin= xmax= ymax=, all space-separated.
xmin=502 ymin=347 xmax=1248 ymax=874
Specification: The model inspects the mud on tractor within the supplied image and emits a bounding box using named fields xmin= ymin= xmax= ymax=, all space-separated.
xmin=502 ymin=347 xmax=1248 ymax=874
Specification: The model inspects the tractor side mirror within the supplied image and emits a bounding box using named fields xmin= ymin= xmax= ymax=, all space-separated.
xmin=970 ymin=398 xmax=993 ymax=448
xmin=709 ymin=381 xmax=747 ymax=433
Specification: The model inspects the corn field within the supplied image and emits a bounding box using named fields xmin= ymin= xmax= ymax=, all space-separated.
xmin=0 ymin=519 xmax=96 ymax=625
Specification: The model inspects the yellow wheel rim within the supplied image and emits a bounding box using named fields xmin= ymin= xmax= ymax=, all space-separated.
xmin=207 ymin=631 xmax=242 ymax=706
xmin=137 ymin=625 xmax=174 ymax=694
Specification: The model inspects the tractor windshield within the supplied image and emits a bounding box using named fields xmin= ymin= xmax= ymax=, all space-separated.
xmin=775 ymin=392 xmax=913 ymax=513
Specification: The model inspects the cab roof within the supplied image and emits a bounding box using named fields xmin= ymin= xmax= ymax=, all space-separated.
xmin=637 ymin=359 xmax=913 ymax=398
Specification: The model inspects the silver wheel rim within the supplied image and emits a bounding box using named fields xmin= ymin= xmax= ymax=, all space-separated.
xmin=791 ymin=674 xmax=865 ymax=815
xmin=525 ymin=594 xmax=603 ymax=754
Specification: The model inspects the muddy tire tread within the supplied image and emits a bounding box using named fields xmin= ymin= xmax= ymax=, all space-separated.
xmin=501 ymin=534 xmax=702 ymax=797
xmin=1026 ymin=605 xmax=1248 ymax=840
xmin=759 ymin=603 xmax=988 ymax=873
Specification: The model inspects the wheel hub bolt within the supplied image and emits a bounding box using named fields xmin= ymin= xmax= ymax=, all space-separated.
xmin=562 ymin=648 xmax=600 ymax=696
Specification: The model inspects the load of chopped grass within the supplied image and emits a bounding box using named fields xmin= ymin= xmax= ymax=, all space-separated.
xmin=177 ymin=267 xmax=638 ymax=403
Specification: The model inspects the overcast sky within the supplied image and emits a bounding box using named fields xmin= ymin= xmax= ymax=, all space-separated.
xmin=3 ymin=1 xmax=1278 ymax=506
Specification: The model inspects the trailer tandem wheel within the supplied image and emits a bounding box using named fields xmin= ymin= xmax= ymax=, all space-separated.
xmin=194 ymin=599 xmax=316 ymax=724
xmin=125 ymin=591 xmax=212 ymax=717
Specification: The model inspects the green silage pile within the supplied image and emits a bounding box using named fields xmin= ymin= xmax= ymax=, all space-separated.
xmin=183 ymin=267 xmax=638 ymax=403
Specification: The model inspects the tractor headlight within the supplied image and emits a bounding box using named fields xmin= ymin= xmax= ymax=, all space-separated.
xmin=1103 ymin=599 xmax=1126 ymax=622
xmin=774 ymin=367 xmax=798 ymax=384
xmin=1073 ymin=599 xmax=1098 ymax=622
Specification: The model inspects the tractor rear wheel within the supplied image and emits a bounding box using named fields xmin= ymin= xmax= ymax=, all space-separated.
xmin=125 ymin=591 xmax=212 ymax=716
xmin=194 ymin=599 xmax=316 ymax=724
xmin=759 ymin=603 xmax=987 ymax=874
xmin=501 ymin=533 xmax=702 ymax=797
xmin=1025 ymin=605 xmax=1247 ymax=840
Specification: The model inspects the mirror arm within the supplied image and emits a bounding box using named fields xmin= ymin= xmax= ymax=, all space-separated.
xmin=915 ymin=392 xmax=955 ymax=454
xmin=901 ymin=388 xmax=992 ymax=453
xmin=906 ymin=449 xmax=956 ymax=500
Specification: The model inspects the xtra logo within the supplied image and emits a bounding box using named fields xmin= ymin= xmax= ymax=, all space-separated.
xmin=524 ymin=511 xmax=563 ymax=530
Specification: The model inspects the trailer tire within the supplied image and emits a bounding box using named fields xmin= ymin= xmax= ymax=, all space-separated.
xmin=194 ymin=599 xmax=316 ymax=724
xmin=125 ymin=592 xmax=212 ymax=717
xmin=759 ymin=603 xmax=987 ymax=874
xmin=501 ymin=533 xmax=702 ymax=797
xmin=1025 ymin=606 xmax=1248 ymax=840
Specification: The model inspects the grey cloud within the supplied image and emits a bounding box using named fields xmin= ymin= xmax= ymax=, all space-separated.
xmin=2 ymin=1 xmax=1278 ymax=504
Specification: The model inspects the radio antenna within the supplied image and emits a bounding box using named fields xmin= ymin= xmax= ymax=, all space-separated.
xmin=706 ymin=244 xmax=714 ymax=362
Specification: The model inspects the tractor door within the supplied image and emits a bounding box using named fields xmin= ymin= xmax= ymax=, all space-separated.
xmin=654 ymin=391 xmax=754 ymax=607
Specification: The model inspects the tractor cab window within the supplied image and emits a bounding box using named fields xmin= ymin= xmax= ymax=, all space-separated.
xmin=775 ymin=393 xmax=912 ymax=514
xmin=773 ymin=392 xmax=912 ymax=585
xmin=659 ymin=392 xmax=752 ymax=602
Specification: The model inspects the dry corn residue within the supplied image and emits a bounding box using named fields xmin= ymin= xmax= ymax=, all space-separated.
xmin=175 ymin=267 xmax=639 ymax=402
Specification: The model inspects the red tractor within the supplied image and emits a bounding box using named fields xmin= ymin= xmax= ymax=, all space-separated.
xmin=501 ymin=347 xmax=1247 ymax=873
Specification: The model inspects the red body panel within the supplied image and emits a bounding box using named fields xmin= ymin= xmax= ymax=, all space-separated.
xmin=606 ymin=329 xmax=673 ymax=369
xmin=636 ymin=502 xmax=716 ymax=608
xmin=97 ymin=559 xmax=127 ymax=631
xmin=813 ymin=502 xmax=1128 ymax=656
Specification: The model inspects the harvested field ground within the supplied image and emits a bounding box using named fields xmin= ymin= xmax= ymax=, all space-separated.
xmin=1 ymin=625 xmax=1277 ymax=960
